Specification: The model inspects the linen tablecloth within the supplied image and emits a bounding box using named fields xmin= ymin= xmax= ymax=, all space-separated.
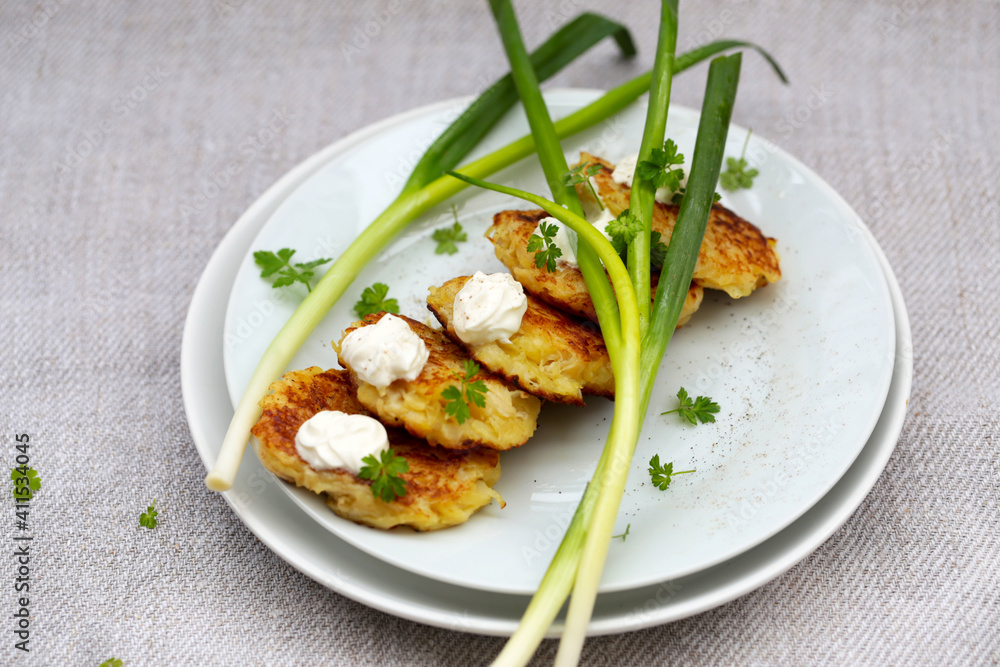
xmin=2 ymin=1 xmax=997 ymax=664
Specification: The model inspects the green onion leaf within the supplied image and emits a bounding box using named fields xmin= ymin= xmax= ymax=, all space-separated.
xmin=401 ymin=12 xmax=635 ymax=195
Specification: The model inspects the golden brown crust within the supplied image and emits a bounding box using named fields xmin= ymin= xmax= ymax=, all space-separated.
xmin=251 ymin=367 xmax=503 ymax=531
xmin=578 ymin=152 xmax=782 ymax=297
xmin=336 ymin=313 xmax=542 ymax=451
xmin=427 ymin=276 xmax=615 ymax=405
xmin=486 ymin=208 xmax=704 ymax=326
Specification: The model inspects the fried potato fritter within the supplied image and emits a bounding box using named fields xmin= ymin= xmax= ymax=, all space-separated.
xmin=251 ymin=367 xmax=503 ymax=531
xmin=577 ymin=152 xmax=781 ymax=297
xmin=487 ymin=208 xmax=704 ymax=326
xmin=336 ymin=312 xmax=542 ymax=451
xmin=427 ymin=276 xmax=615 ymax=405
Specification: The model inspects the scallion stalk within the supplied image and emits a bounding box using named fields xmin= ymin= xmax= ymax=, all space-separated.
xmin=640 ymin=53 xmax=742 ymax=406
xmin=480 ymin=6 xmax=640 ymax=666
xmin=446 ymin=172 xmax=641 ymax=667
xmin=488 ymin=0 xmax=629 ymax=357
xmin=461 ymin=4 xmax=758 ymax=665
xmin=402 ymin=12 xmax=635 ymax=195
xmin=556 ymin=52 xmax=744 ymax=667
xmin=628 ymin=1 xmax=678 ymax=334
xmin=459 ymin=51 xmax=744 ymax=667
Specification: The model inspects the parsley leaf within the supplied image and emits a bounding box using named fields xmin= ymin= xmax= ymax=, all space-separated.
xmin=604 ymin=209 xmax=641 ymax=255
xmin=526 ymin=220 xmax=563 ymax=273
xmin=648 ymin=455 xmax=695 ymax=491
xmin=443 ymin=360 xmax=489 ymax=425
xmin=139 ymin=499 xmax=158 ymax=529
xmin=254 ymin=248 xmax=332 ymax=293
xmin=650 ymin=231 xmax=668 ymax=269
xmin=99 ymin=659 xmax=123 ymax=667
xmin=359 ymin=449 xmax=409 ymax=502
xmin=719 ymin=130 xmax=758 ymax=191
xmin=353 ymin=283 xmax=400 ymax=319
xmin=10 ymin=466 xmax=40 ymax=501
xmin=562 ymin=163 xmax=604 ymax=209
xmin=432 ymin=205 xmax=468 ymax=255
xmin=605 ymin=211 xmax=668 ymax=271
xmin=661 ymin=387 xmax=720 ymax=425
xmin=612 ymin=524 xmax=631 ymax=541
xmin=637 ymin=138 xmax=686 ymax=192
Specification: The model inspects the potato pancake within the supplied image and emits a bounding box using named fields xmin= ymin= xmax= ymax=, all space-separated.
xmin=251 ymin=367 xmax=503 ymax=531
xmin=576 ymin=152 xmax=781 ymax=297
xmin=487 ymin=208 xmax=704 ymax=326
xmin=427 ymin=276 xmax=615 ymax=406
xmin=335 ymin=312 xmax=542 ymax=451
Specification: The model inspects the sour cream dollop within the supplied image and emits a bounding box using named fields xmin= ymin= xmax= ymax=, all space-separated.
xmin=340 ymin=313 xmax=429 ymax=388
xmin=611 ymin=152 xmax=686 ymax=204
xmin=546 ymin=217 xmax=579 ymax=267
xmin=295 ymin=410 xmax=388 ymax=474
xmin=453 ymin=271 xmax=527 ymax=345
xmin=539 ymin=184 xmax=617 ymax=269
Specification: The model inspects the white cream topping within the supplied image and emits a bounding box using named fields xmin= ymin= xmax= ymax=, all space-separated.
xmin=548 ymin=217 xmax=579 ymax=267
xmin=541 ymin=189 xmax=617 ymax=270
xmin=610 ymin=152 xmax=687 ymax=204
xmin=340 ymin=313 xmax=429 ymax=388
xmin=610 ymin=153 xmax=639 ymax=187
xmin=453 ymin=271 xmax=527 ymax=346
xmin=582 ymin=195 xmax=618 ymax=241
xmin=294 ymin=410 xmax=389 ymax=474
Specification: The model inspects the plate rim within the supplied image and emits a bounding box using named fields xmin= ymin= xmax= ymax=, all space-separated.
xmin=182 ymin=88 xmax=913 ymax=636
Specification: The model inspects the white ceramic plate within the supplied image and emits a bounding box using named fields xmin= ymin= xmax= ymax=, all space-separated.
xmin=219 ymin=90 xmax=896 ymax=595
xmin=180 ymin=95 xmax=912 ymax=632
xmin=181 ymin=91 xmax=913 ymax=636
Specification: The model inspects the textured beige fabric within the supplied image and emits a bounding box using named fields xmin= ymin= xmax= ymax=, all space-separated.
xmin=1 ymin=0 xmax=997 ymax=664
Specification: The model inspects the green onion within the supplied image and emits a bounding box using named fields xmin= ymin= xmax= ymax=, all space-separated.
xmin=457 ymin=4 xmax=752 ymax=664
xmin=478 ymin=7 xmax=638 ymax=663
xmin=401 ymin=12 xmax=635 ymax=195
xmin=628 ymin=1 xmax=678 ymax=333
xmin=487 ymin=0 xmax=623 ymax=350
xmin=642 ymin=54 xmax=743 ymax=403
xmin=559 ymin=52 xmax=743 ymax=667
xmin=446 ymin=172 xmax=641 ymax=666
xmin=457 ymin=51 xmax=743 ymax=667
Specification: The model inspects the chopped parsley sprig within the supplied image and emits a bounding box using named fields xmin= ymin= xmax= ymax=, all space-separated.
xmin=139 ymin=499 xmax=159 ymax=529
xmin=359 ymin=449 xmax=409 ymax=502
xmin=636 ymin=138 xmax=686 ymax=193
xmin=604 ymin=209 xmax=641 ymax=254
xmin=650 ymin=231 xmax=668 ymax=269
xmin=719 ymin=129 xmax=759 ymax=191
xmin=561 ymin=163 xmax=604 ymax=209
xmin=442 ymin=360 xmax=489 ymax=424
xmin=636 ymin=139 xmax=724 ymax=205
xmin=254 ymin=248 xmax=332 ymax=293
xmin=11 ymin=466 xmax=40 ymax=501
xmin=526 ymin=219 xmax=563 ymax=273
xmin=432 ymin=204 xmax=468 ymax=255
xmin=647 ymin=455 xmax=695 ymax=491
xmin=353 ymin=282 xmax=399 ymax=319
xmin=662 ymin=387 xmax=720 ymax=425
xmin=611 ymin=524 xmax=630 ymax=541
xmin=605 ymin=210 xmax=668 ymax=269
